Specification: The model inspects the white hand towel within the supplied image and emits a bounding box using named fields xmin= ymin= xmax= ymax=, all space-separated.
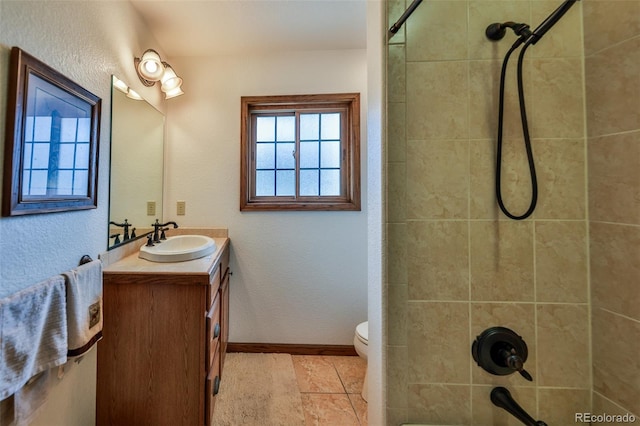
xmin=0 ymin=276 xmax=68 ymax=400
xmin=13 ymin=369 xmax=54 ymax=426
xmin=62 ymin=259 xmax=103 ymax=357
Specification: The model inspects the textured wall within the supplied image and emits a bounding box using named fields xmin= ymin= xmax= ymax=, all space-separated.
xmin=386 ymin=0 xmax=590 ymax=424
xmin=0 ymin=1 xmax=162 ymax=424
xmin=584 ymin=0 xmax=640 ymax=418
xmin=163 ymin=51 xmax=368 ymax=345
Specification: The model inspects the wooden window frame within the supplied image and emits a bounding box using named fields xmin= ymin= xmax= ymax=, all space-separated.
xmin=240 ymin=93 xmax=360 ymax=211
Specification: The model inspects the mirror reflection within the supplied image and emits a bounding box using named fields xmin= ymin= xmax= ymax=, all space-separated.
xmin=108 ymin=76 xmax=164 ymax=249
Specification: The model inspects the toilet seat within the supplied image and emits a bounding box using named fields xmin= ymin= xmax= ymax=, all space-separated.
xmin=355 ymin=321 xmax=368 ymax=345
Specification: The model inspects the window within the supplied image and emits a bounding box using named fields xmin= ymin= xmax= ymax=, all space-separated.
xmin=240 ymin=93 xmax=360 ymax=211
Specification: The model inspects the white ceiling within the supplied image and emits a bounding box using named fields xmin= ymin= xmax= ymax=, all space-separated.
xmin=129 ymin=0 xmax=368 ymax=57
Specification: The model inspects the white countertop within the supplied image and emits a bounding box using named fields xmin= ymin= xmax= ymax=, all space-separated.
xmin=103 ymin=236 xmax=229 ymax=276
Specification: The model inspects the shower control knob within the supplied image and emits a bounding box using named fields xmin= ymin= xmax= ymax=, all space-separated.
xmin=472 ymin=326 xmax=533 ymax=381
xmin=501 ymin=348 xmax=533 ymax=381
xmin=503 ymin=349 xmax=523 ymax=370
xmin=508 ymin=354 xmax=522 ymax=370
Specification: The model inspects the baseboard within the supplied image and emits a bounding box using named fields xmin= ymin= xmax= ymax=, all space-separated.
xmin=227 ymin=342 xmax=358 ymax=356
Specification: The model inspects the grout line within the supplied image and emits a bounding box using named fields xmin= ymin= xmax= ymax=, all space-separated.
xmin=294 ymin=355 xmax=366 ymax=425
xmin=329 ymin=359 xmax=349 ymax=395
xmin=533 ymin=220 xmax=540 ymax=418
xmin=331 ymin=357 xmax=366 ymax=425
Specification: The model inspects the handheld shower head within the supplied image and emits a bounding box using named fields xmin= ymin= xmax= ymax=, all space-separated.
xmin=486 ymin=0 xmax=579 ymax=220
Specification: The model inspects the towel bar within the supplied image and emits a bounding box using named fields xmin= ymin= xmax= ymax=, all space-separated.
xmin=79 ymin=255 xmax=93 ymax=266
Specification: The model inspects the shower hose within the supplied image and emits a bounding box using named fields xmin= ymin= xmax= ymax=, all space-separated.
xmin=495 ymin=38 xmax=538 ymax=220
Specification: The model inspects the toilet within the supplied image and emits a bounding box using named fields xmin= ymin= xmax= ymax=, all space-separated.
xmin=353 ymin=321 xmax=368 ymax=401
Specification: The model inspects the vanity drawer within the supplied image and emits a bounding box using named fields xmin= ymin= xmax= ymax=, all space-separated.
xmin=205 ymin=349 xmax=221 ymax=426
xmin=206 ymin=292 xmax=221 ymax=368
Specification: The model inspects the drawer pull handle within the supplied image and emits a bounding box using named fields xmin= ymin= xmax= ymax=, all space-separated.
xmin=213 ymin=376 xmax=221 ymax=396
xmin=213 ymin=323 xmax=221 ymax=339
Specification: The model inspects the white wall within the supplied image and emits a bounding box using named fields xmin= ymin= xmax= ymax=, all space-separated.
xmin=0 ymin=1 xmax=163 ymax=424
xmin=165 ymin=51 xmax=369 ymax=345
xmin=366 ymin=0 xmax=385 ymax=423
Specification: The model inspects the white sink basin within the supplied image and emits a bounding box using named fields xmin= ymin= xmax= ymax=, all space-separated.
xmin=139 ymin=235 xmax=217 ymax=262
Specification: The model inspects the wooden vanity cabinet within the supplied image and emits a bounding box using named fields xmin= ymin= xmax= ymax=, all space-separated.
xmin=97 ymin=243 xmax=230 ymax=426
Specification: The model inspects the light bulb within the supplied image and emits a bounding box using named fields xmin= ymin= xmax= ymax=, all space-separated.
xmin=160 ymin=65 xmax=182 ymax=92
xmin=137 ymin=49 xmax=164 ymax=81
xmin=143 ymin=61 xmax=159 ymax=75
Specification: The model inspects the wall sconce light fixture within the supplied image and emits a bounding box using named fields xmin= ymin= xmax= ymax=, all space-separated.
xmin=134 ymin=49 xmax=184 ymax=99
xmin=112 ymin=76 xmax=144 ymax=100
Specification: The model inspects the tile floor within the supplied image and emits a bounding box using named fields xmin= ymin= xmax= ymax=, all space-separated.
xmin=291 ymin=355 xmax=368 ymax=425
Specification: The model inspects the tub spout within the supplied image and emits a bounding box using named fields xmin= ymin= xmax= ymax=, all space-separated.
xmin=491 ymin=387 xmax=547 ymax=426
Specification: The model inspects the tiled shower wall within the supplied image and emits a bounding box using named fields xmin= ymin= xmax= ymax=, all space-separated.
xmin=386 ymin=0 xmax=592 ymax=424
xmin=584 ymin=0 xmax=640 ymax=418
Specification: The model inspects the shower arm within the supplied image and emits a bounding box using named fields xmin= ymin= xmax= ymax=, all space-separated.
xmin=486 ymin=0 xmax=579 ymax=45
xmin=486 ymin=22 xmax=532 ymax=43
xmin=388 ymin=0 xmax=423 ymax=39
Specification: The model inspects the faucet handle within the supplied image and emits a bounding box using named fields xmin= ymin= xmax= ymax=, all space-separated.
xmin=502 ymin=348 xmax=532 ymax=381
xmin=160 ymin=227 xmax=169 ymax=240
xmin=519 ymin=369 xmax=533 ymax=381
xmin=151 ymin=219 xmax=162 ymax=243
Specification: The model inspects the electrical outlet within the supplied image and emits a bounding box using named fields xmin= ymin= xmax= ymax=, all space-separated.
xmin=177 ymin=201 xmax=186 ymax=216
xmin=147 ymin=201 xmax=156 ymax=216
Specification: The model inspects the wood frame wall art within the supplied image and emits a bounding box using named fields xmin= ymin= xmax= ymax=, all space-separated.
xmin=3 ymin=47 xmax=101 ymax=216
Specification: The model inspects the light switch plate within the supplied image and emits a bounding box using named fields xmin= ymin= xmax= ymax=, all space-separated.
xmin=147 ymin=201 xmax=156 ymax=216
xmin=177 ymin=201 xmax=186 ymax=216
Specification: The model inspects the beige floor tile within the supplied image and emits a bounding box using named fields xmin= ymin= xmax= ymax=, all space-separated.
xmin=325 ymin=356 xmax=367 ymax=394
xmin=292 ymin=355 xmax=345 ymax=393
xmin=295 ymin=355 xmax=368 ymax=424
xmin=348 ymin=393 xmax=368 ymax=425
xmin=301 ymin=394 xmax=360 ymax=426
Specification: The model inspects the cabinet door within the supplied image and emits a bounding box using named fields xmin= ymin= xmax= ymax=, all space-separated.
xmin=97 ymin=280 xmax=205 ymax=426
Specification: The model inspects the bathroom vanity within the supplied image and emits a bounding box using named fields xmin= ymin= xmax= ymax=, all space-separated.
xmin=96 ymin=237 xmax=230 ymax=426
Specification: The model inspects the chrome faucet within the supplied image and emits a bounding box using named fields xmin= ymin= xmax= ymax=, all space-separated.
xmin=151 ymin=219 xmax=179 ymax=243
